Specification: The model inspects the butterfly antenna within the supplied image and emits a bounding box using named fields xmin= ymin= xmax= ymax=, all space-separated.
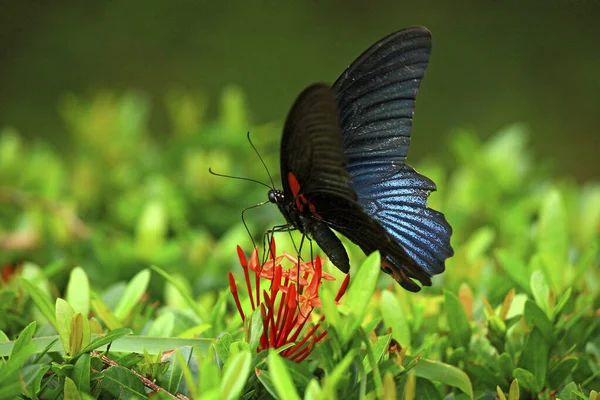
xmin=209 ymin=168 xmax=273 ymax=190
xmin=247 ymin=131 xmax=276 ymax=189
xmin=241 ymin=201 xmax=269 ymax=250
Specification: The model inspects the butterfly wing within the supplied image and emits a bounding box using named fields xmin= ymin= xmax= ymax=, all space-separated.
xmin=333 ymin=26 xmax=431 ymax=168
xmin=280 ymin=83 xmax=356 ymax=205
xmin=332 ymin=26 xmax=454 ymax=287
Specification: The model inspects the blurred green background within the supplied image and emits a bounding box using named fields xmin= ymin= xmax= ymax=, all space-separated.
xmin=1 ymin=1 xmax=599 ymax=180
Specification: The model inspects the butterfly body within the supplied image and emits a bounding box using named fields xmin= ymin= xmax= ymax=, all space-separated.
xmin=270 ymin=27 xmax=453 ymax=292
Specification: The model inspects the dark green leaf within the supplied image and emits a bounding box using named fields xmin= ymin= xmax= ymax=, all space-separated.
xmin=516 ymin=327 xmax=548 ymax=392
xmin=72 ymin=353 xmax=91 ymax=394
xmin=523 ymin=300 xmax=554 ymax=343
xmin=547 ymin=357 xmax=578 ymax=388
xmin=101 ymin=365 xmax=146 ymax=399
xmin=21 ymin=364 xmax=50 ymax=398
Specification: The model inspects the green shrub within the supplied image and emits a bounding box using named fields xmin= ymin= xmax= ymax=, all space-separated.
xmin=0 ymin=89 xmax=598 ymax=399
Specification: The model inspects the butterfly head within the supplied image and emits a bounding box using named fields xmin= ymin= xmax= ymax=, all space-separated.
xmin=268 ymin=189 xmax=284 ymax=205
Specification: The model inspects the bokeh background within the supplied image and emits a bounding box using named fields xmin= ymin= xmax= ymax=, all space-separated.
xmin=1 ymin=1 xmax=599 ymax=180
xmin=1 ymin=1 xmax=599 ymax=292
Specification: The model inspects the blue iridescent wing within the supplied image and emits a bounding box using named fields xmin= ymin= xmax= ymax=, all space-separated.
xmin=332 ymin=26 xmax=454 ymax=287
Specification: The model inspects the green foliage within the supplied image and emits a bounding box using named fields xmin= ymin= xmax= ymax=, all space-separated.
xmin=0 ymin=90 xmax=598 ymax=398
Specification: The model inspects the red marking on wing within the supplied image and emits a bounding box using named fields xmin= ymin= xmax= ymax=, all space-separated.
xmin=287 ymin=172 xmax=322 ymax=219
xmin=288 ymin=172 xmax=301 ymax=197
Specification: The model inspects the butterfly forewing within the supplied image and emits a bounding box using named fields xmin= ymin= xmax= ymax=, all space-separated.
xmin=280 ymin=84 xmax=356 ymax=204
xmin=333 ymin=26 xmax=431 ymax=167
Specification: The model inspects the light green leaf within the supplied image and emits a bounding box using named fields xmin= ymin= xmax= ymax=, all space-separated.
xmin=113 ymin=269 xmax=151 ymax=321
xmin=56 ymin=298 xmax=75 ymax=354
xmin=530 ymin=270 xmax=550 ymax=318
xmin=341 ymin=252 xmax=380 ymax=344
xmin=414 ymin=358 xmax=474 ymax=399
xmin=66 ymin=267 xmax=90 ymax=316
xmin=64 ymin=377 xmax=83 ymax=400
xmin=537 ymin=188 xmax=568 ymax=291
xmin=268 ymin=350 xmax=301 ymax=400
xmin=20 ymin=278 xmax=57 ymax=328
xmin=381 ymin=291 xmax=410 ymax=347
xmin=221 ymin=349 xmax=252 ymax=400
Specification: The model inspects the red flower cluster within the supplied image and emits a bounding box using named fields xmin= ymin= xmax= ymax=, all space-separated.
xmin=229 ymin=239 xmax=349 ymax=363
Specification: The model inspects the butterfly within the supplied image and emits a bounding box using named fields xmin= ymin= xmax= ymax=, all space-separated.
xmin=268 ymin=26 xmax=454 ymax=292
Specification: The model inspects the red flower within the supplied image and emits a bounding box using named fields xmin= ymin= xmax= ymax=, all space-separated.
xmin=229 ymin=239 xmax=350 ymax=363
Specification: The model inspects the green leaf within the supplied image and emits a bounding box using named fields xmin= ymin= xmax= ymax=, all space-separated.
xmin=72 ymin=353 xmax=91 ymax=394
xmin=304 ymin=379 xmax=322 ymax=400
xmin=56 ymin=298 xmax=75 ymax=354
xmin=444 ymin=290 xmax=472 ymax=348
xmin=64 ymin=377 xmax=83 ymax=400
xmin=147 ymin=312 xmax=175 ymax=337
xmin=66 ymin=267 xmax=90 ymax=316
xmin=496 ymin=386 xmax=507 ymax=400
xmin=0 ymin=342 xmax=36 ymax=388
xmin=537 ymin=188 xmax=568 ymax=291
xmin=197 ymin=347 xmax=219 ymax=397
xmin=20 ymin=278 xmax=57 ymax=328
xmin=530 ymin=270 xmax=550 ymax=317
xmin=516 ymin=327 xmax=548 ymax=392
xmin=165 ymin=346 xmax=193 ymax=394
xmin=113 ymin=268 xmax=151 ymax=321
xmin=553 ymin=287 xmax=572 ymax=319
xmin=381 ymin=290 xmax=411 ymax=347
xmin=101 ymin=365 xmax=146 ymax=398
xmin=547 ymin=357 xmax=578 ymax=387
xmin=341 ymin=252 xmax=380 ymax=344
xmin=213 ymin=333 xmax=233 ymax=365
xmin=21 ymin=364 xmax=50 ymax=398
xmin=508 ymin=379 xmax=519 ymax=400
xmin=91 ymin=298 xmax=122 ymax=330
xmin=10 ymin=321 xmax=36 ymax=356
xmin=558 ymin=381 xmax=580 ymax=400
xmin=414 ymin=358 xmax=474 ymax=399
xmin=151 ymin=265 xmax=209 ymax=321
xmin=363 ymin=333 xmax=392 ymax=375
xmin=512 ymin=368 xmax=538 ymax=393
xmin=80 ymin=328 xmax=132 ymax=353
xmin=247 ymin=309 xmax=263 ymax=353
xmin=267 ymin=350 xmax=301 ymax=400
xmin=496 ymin=249 xmax=530 ymax=293
xmin=221 ymin=350 xmax=252 ymax=400
xmin=70 ymin=312 xmax=91 ymax=355
xmin=523 ymin=300 xmax=553 ymax=343
xmin=322 ymin=349 xmax=359 ymax=398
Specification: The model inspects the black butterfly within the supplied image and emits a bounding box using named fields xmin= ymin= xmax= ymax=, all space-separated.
xmin=268 ymin=26 xmax=453 ymax=292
